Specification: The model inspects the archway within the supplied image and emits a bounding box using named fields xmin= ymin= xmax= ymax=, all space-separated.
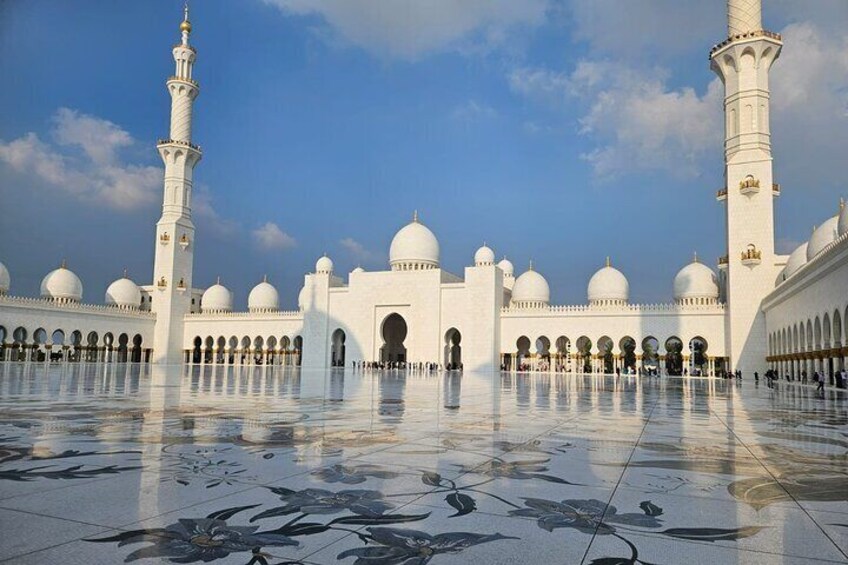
xmin=516 ymin=336 xmax=531 ymax=371
xmin=132 ymin=334 xmax=143 ymax=363
xmin=689 ymin=337 xmax=708 ymax=375
xmin=118 ymin=333 xmax=129 ymax=363
xmin=555 ymin=336 xmax=570 ymax=372
xmin=331 ymin=329 xmax=346 ymax=367
xmin=70 ymin=331 xmax=83 ymax=362
xmin=0 ymin=325 xmax=7 ymax=361
xmin=620 ymin=336 xmax=636 ymax=374
xmin=444 ymin=328 xmax=461 ymax=370
xmin=576 ymin=336 xmax=592 ymax=373
xmin=12 ymin=326 xmax=27 ymax=361
xmin=33 ymin=328 xmax=47 ymax=362
xmin=380 ymin=314 xmax=407 ymax=364
xmin=86 ymin=331 xmax=99 ymax=362
xmin=535 ymin=336 xmax=551 ymax=371
xmin=293 ymin=335 xmax=303 ymax=366
xmin=597 ymin=336 xmax=614 ymax=374
xmin=665 ymin=336 xmax=683 ymax=376
xmin=641 ymin=336 xmax=659 ymax=375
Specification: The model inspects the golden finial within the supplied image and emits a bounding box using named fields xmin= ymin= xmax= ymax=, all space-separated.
xmin=262 ymin=274 xmax=268 ymax=283
xmin=693 ymin=251 xmax=699 ymax=263
xmin=605 ymin=256 xmax=611 ymax=268
xmin=216 ymin=276 xmax=221 ymax=285
xmin=840 ymin=197 xmax=845 ymax=211
xmin=180 ymin=2 xmax=192 ymax=34
xmin=412 ymin=210 xmax=419 ymax=223
xmin=60 ymin=259 xmax=67 ymax=269
xmin=123 ymin=268 xmax=128 ymax=278
xmin=529 ymin=259 xmax=534 ymax=271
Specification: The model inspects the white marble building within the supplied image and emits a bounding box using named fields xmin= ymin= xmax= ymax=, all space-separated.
xmin=0 ymin=0 xmax=845 ymax=379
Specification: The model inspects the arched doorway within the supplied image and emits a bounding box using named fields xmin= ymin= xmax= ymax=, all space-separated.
xmin=576 ymin=336 xmax=592 ymax=373
xmin=293 ymin=335 xmax=303 ymax=366
xmin=689 ymin=337 xmax=708 ymax=375
xmin=516 ymin=336 xmax=531 ymax=371
xmin=641 ymin=336 xmax=659 ymax=375
xmin=444 ymin=328 xmax=461 ymax=370
xmin=620 ymin=336 xmax=636 ymax=374
xmin=380 ymin=314 xmax=407 ymax=364
xmin=555 ymin=336 xmax=570 ymax=372
xmin=331 ymin=329 xmax=346 ymax=367
xmin=665 ymin=336 xmax=683 ymax=376
xmin=597 ymin=336 xmax=614 ymax=374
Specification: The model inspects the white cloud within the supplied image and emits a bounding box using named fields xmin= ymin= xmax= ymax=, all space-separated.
xmin=510 ymin=62 xmax=723 ymax=180
xmin=340 ymin=237 xmax=383 ymax=264
xmin=0 ymin=108 xmax=160 ymax=210
xmin=263 ymin=0 xmax=549 ymax=60
xmin=52 ymin=107 xmax=132 ymax=165
xmin=451 ymin=99 xmax=497 ymax=122
xmin=253 ymin=222 xmax=297 ymax=250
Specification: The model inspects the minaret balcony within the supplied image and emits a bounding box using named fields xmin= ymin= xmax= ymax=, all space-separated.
xmin=709 ymin=29 xmax=783 ymax=57
xmin=741 ymin=246 xmax=762 ymax=267
xmin=716 ymin=188 xmax=727 ymax=202
xmin=157 ymin=138 xmax=202 ymax=153
xmin=179 ymin=234 xmax=190 ymax=249
xmin=167 ymin=76 xmax=199 ymax=87
xmin=772 ymin=183 xmax=781 ymax=197
xmin=739 ymin=176 xmax=760 ymax=196
xmin=159 ymin=232 xmax=171 ymax=245
xmin=157 ymin=277 xmax=168 ymax=291
xmin=718 ymin=255 xmax=729 ymax=269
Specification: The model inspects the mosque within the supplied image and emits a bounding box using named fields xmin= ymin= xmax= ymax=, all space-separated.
xmin=0 ymin=0 xmax=846 ymax=380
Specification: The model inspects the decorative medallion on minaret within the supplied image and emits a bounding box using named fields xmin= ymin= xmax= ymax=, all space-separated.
xmin=710 ymin=0 xmax=782 ymax=372
xmin=151 ymin=4 xmax=202 ymax=363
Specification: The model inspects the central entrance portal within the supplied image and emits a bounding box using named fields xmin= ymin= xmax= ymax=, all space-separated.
xmin=380 ymin=313 xmax=408 ymax=364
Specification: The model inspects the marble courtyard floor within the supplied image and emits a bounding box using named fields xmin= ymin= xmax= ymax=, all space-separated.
xmin=1 ymin=365 xmax=847 ymax=564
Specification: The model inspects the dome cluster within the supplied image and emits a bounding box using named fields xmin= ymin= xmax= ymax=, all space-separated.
xmin=105 ymin=273 xmax=142 ymax=309
xmin=511 ymin=263 xmax=550 ymax=309
xmin=587 ymin=258 xmax=629 ymax=306
xmin=780 ymin=200 xmax=847 ymax=284
xmin=673 ymin=257 xmax=719 ymax=305
xmin=40 ymin=262 xmax=84 ymax=303
xmin=389 ymin=212 xmax=440 ymax=271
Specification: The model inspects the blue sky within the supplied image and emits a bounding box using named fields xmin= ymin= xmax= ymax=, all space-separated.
xmin=1 ymin=0 xmax=846 ymax=309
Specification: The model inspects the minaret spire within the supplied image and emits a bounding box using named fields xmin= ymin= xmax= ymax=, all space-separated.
xmin=151 ymin=5 xmax=202 ymax=363
xmin=710 ymin=0 xmax=781 ymax=373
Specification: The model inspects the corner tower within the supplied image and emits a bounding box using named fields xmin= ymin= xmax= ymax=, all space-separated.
xmin=710 ymin=0 xmax=782 ymax=372
xmin=151 ymin=5 xmax=202 ymax=363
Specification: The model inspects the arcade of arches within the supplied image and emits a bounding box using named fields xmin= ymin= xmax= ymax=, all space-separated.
xmin=768 ymin=306 xmax=848 ymax=384
xmin=502 ymin=334 xmax=721 ymax=376
xmin=187 ymin=334 xmax=303 ymax=366
xmin=0 ymin=325 xmax=148 ymax=363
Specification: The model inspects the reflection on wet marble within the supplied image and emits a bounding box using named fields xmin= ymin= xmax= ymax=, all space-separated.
xmin=1 ymin=363 xmax=847 ymax=564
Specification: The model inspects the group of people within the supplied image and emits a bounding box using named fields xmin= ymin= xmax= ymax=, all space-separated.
xmin=757 ymin=368 xmax=847 ymax=392
xmin=349 ymin=360 xmax=461 ymax=372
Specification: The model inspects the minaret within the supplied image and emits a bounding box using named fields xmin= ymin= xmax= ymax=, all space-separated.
xmin=710 ymin=0 xmax=782 ymax=372
xmin=151 ymin=4 xmax=202 ymax=363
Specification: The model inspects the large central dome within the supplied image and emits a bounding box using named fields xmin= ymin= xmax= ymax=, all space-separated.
xmin=389 ymin=212 xmax=440 ymax=271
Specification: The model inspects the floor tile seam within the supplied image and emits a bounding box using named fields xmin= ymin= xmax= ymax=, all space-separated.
xmin=580 ymin=396 xmax=662 ymax=565
xmin=708 ymin=406 xmax=848 ymax=561
xmin=0 ymin=504 xmax=116 ymax=530
xmin=0 ymin=534 xmax=112 ymax=565
xmin=616 ymin=526 xmax=848 ymax=562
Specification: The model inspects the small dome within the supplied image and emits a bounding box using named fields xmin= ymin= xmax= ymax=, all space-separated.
xmin=511 ymin=264 xmax=550 ymax=307
xmin=389 ymin=212 xmax=440 ymax=270
xmin=105 ymin=275 xmax=141 ymax=309
xmin=297 ymin=286 xmax=309 ymax=310
xmin=497 ymin=257 xmax=514 ymax=277
xmin=782 ymin=242 xmax=808 ymax=280
xmin=587 ymin=259 xmax=629 ymax=304
xmin=316 ymin=254 xmax=334 ymax=274
xmin=838 ymin=200 xmax=847 ymax=236
xmin=201 ymin=279 xmax=232 ymax=313
xmin=474 ymin=244 xmax=495 ymax=266
xmin=0 ymin=261 xmax=9 ymax=294
xmin=248 ymin=278 xmax=279 ymax=312
xmin=352 ymin=266 xmax=365 ymax=274
xmin=673 ymin=259 xmax=719 ymax=302
xmin=40 ymin=262 xmax=83 ymax=303
xmin=807 ymin=215 xmax=839 ymax=260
